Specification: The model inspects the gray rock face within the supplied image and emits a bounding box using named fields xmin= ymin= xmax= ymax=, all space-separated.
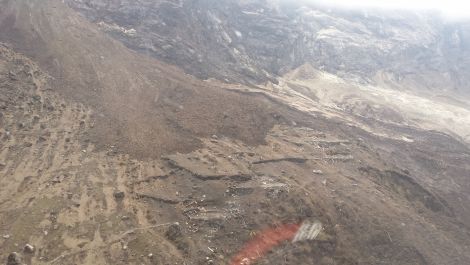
xmin=65 ymin=0 xmax=470 ymax=93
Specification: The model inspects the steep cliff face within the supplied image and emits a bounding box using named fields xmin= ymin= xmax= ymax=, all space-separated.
xmin=65 ymin=0 xmax=470 ymax=93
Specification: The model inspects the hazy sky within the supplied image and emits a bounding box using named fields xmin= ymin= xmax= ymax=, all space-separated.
xmin=310 ymin=0 xmax=470 ymax=19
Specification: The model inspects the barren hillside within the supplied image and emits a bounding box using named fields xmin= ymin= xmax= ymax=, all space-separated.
xmin=0 ymin=0 xmax=469 ymax=265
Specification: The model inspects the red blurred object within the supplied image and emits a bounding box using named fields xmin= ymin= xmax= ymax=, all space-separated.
xmin=230 ymin=223 xmax=302 ymax=265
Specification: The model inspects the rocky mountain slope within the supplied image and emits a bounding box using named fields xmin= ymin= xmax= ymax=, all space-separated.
xmin=0 ymin=0 xmax=309 ymax=158
xmin=65 ymin=0 xmax=470 ymax=94
xmin=1 ymin=0 xmax=470 ymax=265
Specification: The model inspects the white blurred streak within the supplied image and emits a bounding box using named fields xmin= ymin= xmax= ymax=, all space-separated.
xmin=285 ymin=0 xmax=470 ymax=20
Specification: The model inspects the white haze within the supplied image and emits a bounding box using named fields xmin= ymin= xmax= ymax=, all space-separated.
xmin=300 ymin=0 xmax=470 ymax=20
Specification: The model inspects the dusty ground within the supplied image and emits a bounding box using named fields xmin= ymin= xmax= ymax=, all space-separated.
xmin=1 ymin=1 xmax=470 ymax=265
xmin=1 ymin=45 xmax=470 ymax=264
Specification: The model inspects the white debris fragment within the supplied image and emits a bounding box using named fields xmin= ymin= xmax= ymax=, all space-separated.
xmin=24 ymin=244 xmax=35 ymax=253
xmin=234 ymin=30 xmax=243 ymax=38
xmin=292 ymin=221 xmax=322 ymax=243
